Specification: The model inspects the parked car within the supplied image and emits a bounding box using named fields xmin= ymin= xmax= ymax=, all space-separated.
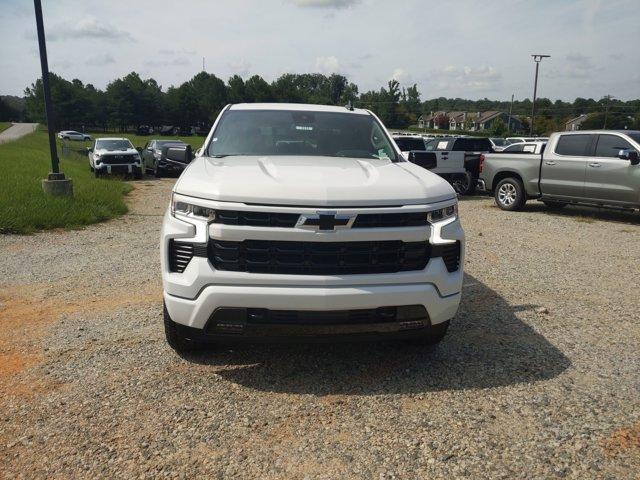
xmin=58 ymin=130 xmax=91 ymax=141
xmin=499 ymin=141 xmax=547 ymax=154
xmin=161 ymin=103 xmax=464 ymax=352
xmin=159 ymin=125 xmax=180 ymax=136
xmin=88 ymin=137 xmax=143 ymax=179
xmin=477 ymin=130 xmax=640 ymax=211
xmin=137 ymin=125 xmax=153 ymax=135
xmin=489 ymin=137 xmax=511 ymax=152
xmin=140 ymin=139 xmax=190 ymax=177
xmin=425 ymin=136 xmax=494 ymax=195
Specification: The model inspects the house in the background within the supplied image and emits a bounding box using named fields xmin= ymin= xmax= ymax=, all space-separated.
xmin=565 ymin=114 xmax=590 ymax=131
xmin=418 ymin=110 xmax=524 ymax=132
xmin=472 ymin=111 xmax=524 ymax=132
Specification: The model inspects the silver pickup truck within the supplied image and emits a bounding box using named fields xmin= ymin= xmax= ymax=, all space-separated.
xmin=477 ymin=130 xmax=640 ymax=211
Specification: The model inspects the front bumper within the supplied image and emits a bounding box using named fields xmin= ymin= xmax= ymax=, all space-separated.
xmin=95 ymin=163 xmax=142 ymax=174
xmin=161 ymin=199 xmax=465 ymax=336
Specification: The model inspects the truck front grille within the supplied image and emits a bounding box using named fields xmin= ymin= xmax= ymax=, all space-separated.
xmin=432 ymin=241 xmax=461 ymax=272
xmin=101 ymin=154 xmax=137 ymax=164
xmin=208 ymin=239 xmax=429 ymax=275
xmin=213 ymin=211 xmax=428 ymax=228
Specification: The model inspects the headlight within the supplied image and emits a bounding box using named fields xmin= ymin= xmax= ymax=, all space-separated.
xmin=171 ymin=194 xmax=216 ymax=221
xmin=427 ymin=204 xmax=457 ymax=223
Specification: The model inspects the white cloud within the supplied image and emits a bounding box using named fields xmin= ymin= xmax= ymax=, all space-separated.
xmin=431 ymin=65 xmax=502 ymax=91
xmin=85 ymin=54 xmax=115 ymax=66
xmin=315 ymin=56 xmax=341 ymax=73
xmin=291 ymin=0 xmax=359 ymax=8
xmin=48 ymin=16 xmax=135 ymax=42
xmin=391 ymin=68 xmax=410 ymax=83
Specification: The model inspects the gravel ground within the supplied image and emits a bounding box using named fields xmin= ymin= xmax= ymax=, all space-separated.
xmin=1 ymin=181 xmax=639 ymax=479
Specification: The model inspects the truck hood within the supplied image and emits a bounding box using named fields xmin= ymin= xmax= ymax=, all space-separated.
xmin=95 ymin=148 xmax=138 ymax=155
xmin=174 ymin=155 xmax=456 ymax=206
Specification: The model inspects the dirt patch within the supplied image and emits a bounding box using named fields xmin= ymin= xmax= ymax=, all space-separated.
xmin=0 ymin=282 xmax=161 ymax=395
xmin=602 ymin=423 xmax=640 ymax=457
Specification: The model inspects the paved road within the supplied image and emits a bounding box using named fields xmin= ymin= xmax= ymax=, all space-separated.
xmin=0 ymin=182 xmax=639 ymax=478
xmin=0 ymin=123 xmax=38 ymax=144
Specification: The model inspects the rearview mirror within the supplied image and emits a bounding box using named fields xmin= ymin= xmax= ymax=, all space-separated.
xmin=619 ymin=149 xmax=640 ymax=165
xmin=408 ymin=150 xmax=437 ymax=170
xmin=163 ymin=144 xmax=193 ymax=164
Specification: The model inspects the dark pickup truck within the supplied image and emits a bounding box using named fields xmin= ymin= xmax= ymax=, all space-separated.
xmin=425 ymin=136 xmax=494 ymax=195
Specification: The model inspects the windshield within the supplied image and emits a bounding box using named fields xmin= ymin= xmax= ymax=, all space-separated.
xmin=393 ymin=137 xmax=426 ymax=151
xmin=207 ymin=110 xmax=398 ymax=161
xmin=491 ymin=138 xmax=508 ymax=146
xmin=96 ymin=139 xmax=133 ymax=151
xmin=625 ymin=132 xmax=640 ymax=145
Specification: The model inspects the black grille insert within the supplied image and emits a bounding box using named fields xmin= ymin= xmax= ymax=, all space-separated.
xmin=212 ymin=210 xmax=427 ymax=229
xmin=168 ymin=240 xmax=194 ymax=273
xmin=432 ymin=241 xmax=461 ymax=272
xmin=208 ymin=240 xmax=429 ymax=275
xmin=101 ymin=154 xmax=137 ymax=164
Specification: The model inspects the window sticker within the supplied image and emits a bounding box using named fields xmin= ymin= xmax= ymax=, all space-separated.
xmin=437 ymin=141 xmax=448 ymax=149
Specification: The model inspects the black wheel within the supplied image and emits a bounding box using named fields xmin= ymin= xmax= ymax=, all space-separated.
xmin=494 ymin=177 xmax=526 ymax=211
xmin=405 ymin=320 xmax=450 ymax=346
xmin=543 ymin=201 xmax=566 ymax=210
xmin=133 ymin=168 xmax=143 ymax=180
xmin=163 ymin=302 xmax=204 ymax=354
xmin=452 ymin=171 xmax=476 ymax=196
xmin=89 ymin=164 xmax=94 ymax=172
xmin=94 ymin=168 xmax=101 ymax=178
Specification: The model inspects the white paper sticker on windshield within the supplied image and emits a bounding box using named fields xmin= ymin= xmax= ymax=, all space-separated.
xmin=212 ymin=137 xmax=218 ymax=142
xmin=295 ymin=126 xmax=313 ymax=131
xmin=437 ymin=141 xmax=448 ymax=149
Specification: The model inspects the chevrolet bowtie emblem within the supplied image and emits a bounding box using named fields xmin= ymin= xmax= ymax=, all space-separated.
xmin=296 ymin=211 xmax=357 ymax=231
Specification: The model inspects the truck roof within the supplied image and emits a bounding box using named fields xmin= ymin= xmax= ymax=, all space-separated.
xmin=554 ymin=130 xmax=640 ymax=136
xmin=229 ymin=103 xmax=370 ymax=116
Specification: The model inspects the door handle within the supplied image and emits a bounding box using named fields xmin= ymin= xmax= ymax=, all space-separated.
xmin=588 ymin=162 xmax=601 ymax=168
xmin=545 ymin=161 xmax=556 ymax=166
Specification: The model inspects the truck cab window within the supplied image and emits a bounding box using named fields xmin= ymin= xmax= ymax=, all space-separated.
xmin=555 ymin=134 xmax=592 ymax=156
xmin=595 ymin=135 xmax=633 ymax=158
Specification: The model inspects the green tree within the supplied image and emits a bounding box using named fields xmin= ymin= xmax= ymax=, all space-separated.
xmin=245 ymin=75 xmax=273 ymax=102
xmin=489 ymin=117 xmax=507 ymax=136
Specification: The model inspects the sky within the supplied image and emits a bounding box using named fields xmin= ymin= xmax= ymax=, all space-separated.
xmin=1 ymin=0 xmax=639 ymax=101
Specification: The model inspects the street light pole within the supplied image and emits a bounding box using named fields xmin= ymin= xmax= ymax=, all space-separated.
xmin=33 ymin=0 xmax=73 ymax=196
xmin=530 ymin=54 xmax=550 ymax=136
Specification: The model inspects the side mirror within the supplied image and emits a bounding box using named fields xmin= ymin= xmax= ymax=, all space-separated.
xmin=86 ymin=147 xmax=93 ymax=154
xmin=163 ymin=144 xmax=193 ymax=164
xmin=619 ymin=149 xmax=640 ymax=165
xmin=408 ymin=150 xmax=437 ymax=170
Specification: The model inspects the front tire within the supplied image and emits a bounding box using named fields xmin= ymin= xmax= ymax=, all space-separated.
xmin=494 ymin=177 xmax=526 ymax=211
xmin=163 ymin=303 xmax=203 ymax=354
xmin=154 ymin=161 xmax=163 ymax=178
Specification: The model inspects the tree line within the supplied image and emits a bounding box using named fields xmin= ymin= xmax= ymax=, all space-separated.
xmin=9 ymin=70 xmax=640 ymax=134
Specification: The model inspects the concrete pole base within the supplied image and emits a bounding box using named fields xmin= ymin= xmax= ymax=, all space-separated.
xmin=42 ymin=172 xmax=73 ymax=197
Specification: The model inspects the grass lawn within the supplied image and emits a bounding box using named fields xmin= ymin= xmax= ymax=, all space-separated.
xmin=0 ymin=122 xmax=12 ymax=134
xmin=0 ymin=130 xmax=133 ymax=234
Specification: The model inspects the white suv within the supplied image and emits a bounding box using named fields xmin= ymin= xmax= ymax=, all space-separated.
xmin=161 ymin=103 xmax=464 ymax=352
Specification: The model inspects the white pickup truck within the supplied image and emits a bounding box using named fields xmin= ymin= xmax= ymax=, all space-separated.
xmin=160 ymin=103 xmax=465 ymax=352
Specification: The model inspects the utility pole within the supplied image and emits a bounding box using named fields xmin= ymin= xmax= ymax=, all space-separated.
xmin=603 ymin=95 xmax=614 ymax=129
xmin=34 ymin=0 xmax=73 ymax=196
xmin=530 ymin=54 xmax=550 ymax=136
xmin=508 ymin=94 xmax=514 ymax=133
xmin=203 ymin=57 xmax=205 ymax=72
